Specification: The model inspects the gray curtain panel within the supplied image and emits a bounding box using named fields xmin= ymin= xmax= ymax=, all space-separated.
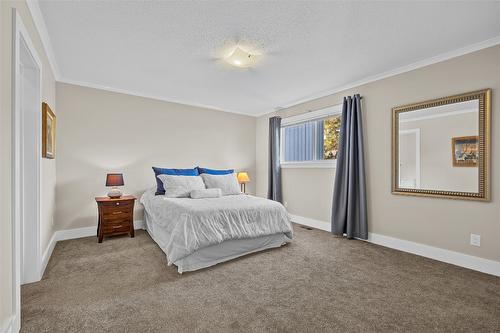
xmin=267 ymin=116 xmax=283 ymax=203
xmin=331 ymin=94 xmax=368 ymax=239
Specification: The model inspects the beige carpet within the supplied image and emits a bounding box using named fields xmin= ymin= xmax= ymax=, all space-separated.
xmin=22 ymin=226 xmax=500 ymax=332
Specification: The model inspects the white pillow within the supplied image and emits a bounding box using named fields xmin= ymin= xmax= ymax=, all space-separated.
xmin=157 ymin=175 xmax=205 ymax=198
xmin=200 ymin=173 xmax=241 ymax=196
xmin=190 ymin=188 xmax=222 ymax=199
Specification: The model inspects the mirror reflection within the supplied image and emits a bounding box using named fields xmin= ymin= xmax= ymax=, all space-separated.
xmin=398 ymin=99 xmax=479 ymax=192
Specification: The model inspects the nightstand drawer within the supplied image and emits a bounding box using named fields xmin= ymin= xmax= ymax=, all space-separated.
xmin=100 ymin=200 xmax=133 ymax=208
xmin=102 ymin=216 xmax=132 ymax=228
xmin=102 ymin=215 xmax=132 ymax=225
xmin=102 ymin=207 xmax=133 ymax=218
xmin=102 ymin=223 xmax=130 ymax=234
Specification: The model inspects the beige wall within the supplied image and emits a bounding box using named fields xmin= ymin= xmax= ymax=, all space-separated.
xmin=55 ymin=83 xmax=256 ymax=231
xmin=282 ymin=168 xmax=335 ymax=222
xmin=256 ymin=44 xmax=500 ymax=262
xmin=1 ymin=0 xmax=57 ymax=329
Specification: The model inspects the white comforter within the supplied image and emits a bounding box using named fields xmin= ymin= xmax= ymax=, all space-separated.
xmin=141 ymin=189 xmax=293 ymax=263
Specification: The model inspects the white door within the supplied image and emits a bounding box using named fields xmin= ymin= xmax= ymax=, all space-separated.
xmin=398 ymin=129 xmax=421 ymax=188
xmin=12 ymin=10 xmax=43 ymax=333
xmin=19 ymin=43 xmax=41 ymax=283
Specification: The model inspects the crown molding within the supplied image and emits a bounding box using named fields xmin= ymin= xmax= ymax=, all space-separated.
xmin=26 ymin=0 xmax=61 ymax=80
xmin=255 ymin=35 xmax=500 ymax=118
xmin=57 ymin=78 xmax=255 ymax=117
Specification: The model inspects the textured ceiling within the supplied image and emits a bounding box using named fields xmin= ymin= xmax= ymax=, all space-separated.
xmin=39 ymin=1 xmax=500 ymax=116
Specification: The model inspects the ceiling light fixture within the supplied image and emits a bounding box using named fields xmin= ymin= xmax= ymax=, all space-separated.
xmin=224 ymin=46 xmax=260 ymax=68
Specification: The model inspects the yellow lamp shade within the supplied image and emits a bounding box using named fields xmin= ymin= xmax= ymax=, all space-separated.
xmin=237 ymin=172 xmax=250 ymax=183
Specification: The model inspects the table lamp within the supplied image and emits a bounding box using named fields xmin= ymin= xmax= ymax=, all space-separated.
xmin=106 ymin=173 xmax=124 ymax=198
xmin=237 ymin=172 xmax=250 ymax=193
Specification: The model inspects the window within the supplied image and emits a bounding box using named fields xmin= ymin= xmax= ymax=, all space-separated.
xmin=280 ymin=105 xmax=342 ymax=167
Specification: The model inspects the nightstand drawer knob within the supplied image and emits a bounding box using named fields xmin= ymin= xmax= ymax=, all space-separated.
xmin=116 ymin=202 xmax=120 ymax=206
xmin=112 ymin=211 xmax=123 ymax=215
xmin=112 ymin=225 xmax=122 ymax=229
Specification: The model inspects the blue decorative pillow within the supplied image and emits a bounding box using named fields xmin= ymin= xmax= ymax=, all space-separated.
xmin=152 ymin=167 xmax=199 ymax=195
xmin=197 ymin=167 xmax=234 ymax=175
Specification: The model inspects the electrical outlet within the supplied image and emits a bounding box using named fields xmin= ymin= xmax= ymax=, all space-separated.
xmin=283 ymin=201 xmax=288 ymax=208
xmin=470 ymin=234 xmax=481 ymax=247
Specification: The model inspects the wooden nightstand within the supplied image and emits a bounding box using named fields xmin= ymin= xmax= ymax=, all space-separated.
xmin=95 ymin=195 xmax=136 ymax=243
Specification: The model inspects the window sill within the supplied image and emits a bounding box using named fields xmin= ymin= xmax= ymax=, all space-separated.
xmin=281 ymin=161 xmax=337 ymax=169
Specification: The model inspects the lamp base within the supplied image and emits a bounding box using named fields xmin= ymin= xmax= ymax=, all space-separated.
xmin=107 ymin=187 xmax=122 ymax=199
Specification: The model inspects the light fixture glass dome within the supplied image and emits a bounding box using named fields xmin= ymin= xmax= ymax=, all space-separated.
xmin=224 ymin=46 xmax=260 ymax=68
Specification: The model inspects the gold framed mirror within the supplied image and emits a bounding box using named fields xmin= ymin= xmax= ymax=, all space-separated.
xmin=392 ymin=89 xmax=491 ymax=201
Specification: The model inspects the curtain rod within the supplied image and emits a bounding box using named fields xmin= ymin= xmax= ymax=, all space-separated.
xmin=280 ymin=95 xmax=363 ymax=118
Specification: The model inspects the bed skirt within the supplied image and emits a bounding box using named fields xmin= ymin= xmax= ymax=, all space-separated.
xmin=144 ymin=211 xmax=291 ymax=273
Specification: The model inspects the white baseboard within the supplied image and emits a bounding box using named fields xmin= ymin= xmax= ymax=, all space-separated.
xmin=1 ymin=316 xmax=13 ymax=333
xmin=40 ymin=220 xmax=145 ymax=277
xmin=55 ymin=220 xmax=145 ymax=242
xmin=40 ymin=232 xmax=57 ymax=278
xmin=290 ymin=214 xmax=330 ymax=232
xmin=365 ymin=233 xmax=500 ymax=277
xmin=55 ymin=226 xmax=96 ymax=242
xmin=289 ymin=214 xmax=500 ymax=277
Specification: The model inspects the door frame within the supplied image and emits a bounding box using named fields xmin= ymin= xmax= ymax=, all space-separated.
xmin=398 ymin=128 xmax=421 ymax=188
xmin=11 ymin=9 xmax=43 ymax=332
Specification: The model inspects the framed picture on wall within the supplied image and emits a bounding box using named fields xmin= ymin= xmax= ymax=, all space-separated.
xmin=452 ymin=136 xmax=478 ymax=167
xmin=42 ymin=102 xmax=56 ymax=159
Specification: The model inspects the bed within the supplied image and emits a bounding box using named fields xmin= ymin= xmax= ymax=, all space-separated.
xmin=140 ymin=189 xmax=293 ymax=273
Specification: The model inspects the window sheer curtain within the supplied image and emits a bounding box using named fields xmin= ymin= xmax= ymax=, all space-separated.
xmin=268 ymin=116 xmax=283 ymax=202
xmin=331 ymin=95 xmax=368 ymax=239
